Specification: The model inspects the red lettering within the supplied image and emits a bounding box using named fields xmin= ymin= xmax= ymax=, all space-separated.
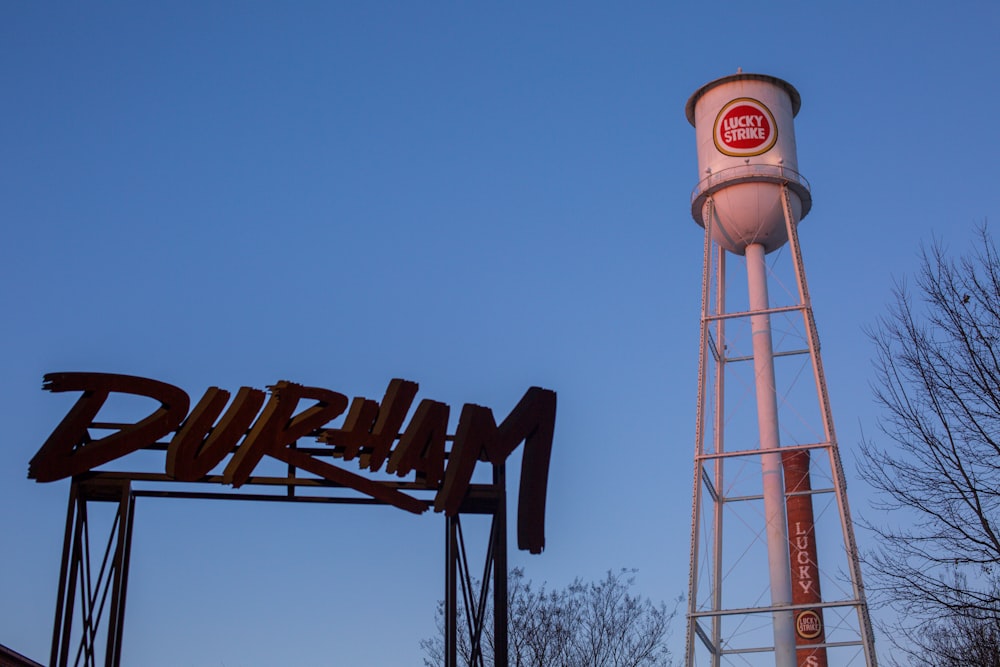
xmin=31 ymin=373 xmax=558 ymax=552
xmin=223 ymin=381 xmax=348 ymax=487
xmin=386 ymin=399 xmax=449 ymax=484
xmin=494 ymin=387 xmax=557 ymax=554
xmin=435 ymin=386 xmax=557 ymax=554
xmin=437 ymin=403 xmax=495 ymax=517
xmin=718 ymin=102 xmax=773 ymax=152
xmin=166 ymin=386 xmax=266 ymax=481
xmin=29 ymin=372 xmax=190 ymax=483
xmin=320 ymin=379 xmax=417 ymax=471
xmin=277 ymin=446 xmax=429 ymax=514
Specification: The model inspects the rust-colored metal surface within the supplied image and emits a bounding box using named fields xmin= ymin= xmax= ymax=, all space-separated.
xmin=49 ymin=479 xmax=134 ymax=667
xmin=29 ymin=372 xmax=556 ymax=553
xmin=783 ymin=450 xmax=828 ymax=667
xmin=31 ymin=371 xmax=556 ymax=667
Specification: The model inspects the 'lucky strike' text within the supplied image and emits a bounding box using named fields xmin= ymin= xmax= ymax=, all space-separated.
xmin=720 ymin=105 xmax=770 ymax=148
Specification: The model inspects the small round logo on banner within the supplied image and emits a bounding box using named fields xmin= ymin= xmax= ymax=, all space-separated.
xmin=713 ymin=97 xmax=777 ymax=157
xmin=795 ymin=609 xmax=823 ymax=640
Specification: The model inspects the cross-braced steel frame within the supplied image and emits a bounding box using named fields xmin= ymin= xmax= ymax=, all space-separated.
xmin=50 ymin=478 xmax=135 ymax=667
xmin=684 ymin=185 xmax=878 ymax=666
xmin=49 ymin=467 xmax=511 ymax=667
xmin=445 ymin=464 xmax=508 ymax=667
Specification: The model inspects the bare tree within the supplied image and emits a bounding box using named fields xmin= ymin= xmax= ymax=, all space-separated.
xmin=860 ymin=225 xmax=1000 ymax=661
xmin=915 ymin=614 xmax=1000 ymax=667
xmin=896 ymin=589 xmax=1000 ymax=667
xmin=421 ymin=568 xmax=678 ymax=667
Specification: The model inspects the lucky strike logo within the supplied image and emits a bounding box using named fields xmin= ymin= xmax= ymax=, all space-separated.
xmin=713 ymin=97 xmax=777 ymax=157
xmin=795 ymin=609 xmax=824 ymax=640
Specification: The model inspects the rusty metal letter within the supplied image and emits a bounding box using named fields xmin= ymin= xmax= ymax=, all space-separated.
xmin=166 ymin=386 xmax=266 ymax=481
xmin=493 ymin=387 xmax=556 ymax=555
xmin=223 ymin=381 xmax=349 ymax=487
xmin=318 ymin=379 xmax=418 ymax=472
xmin=29 ymin=372 xmax=190 ymax=483
xmin=386 ymin=399 xmax=449 ymax=484
xmin=435 ymin=387 xmax=556 ymax=554
xmin=436 ymin=403 xmax=496 ymax=516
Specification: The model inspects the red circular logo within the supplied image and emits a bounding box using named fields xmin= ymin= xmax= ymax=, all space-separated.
xmin=795 ymin=610 xmax=823 ymax=640
xmin=713 ymin=98 xmax=777 ymax=157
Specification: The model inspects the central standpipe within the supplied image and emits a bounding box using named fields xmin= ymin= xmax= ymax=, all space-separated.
xmin=746 ymin=241 xmax=796 ymax=666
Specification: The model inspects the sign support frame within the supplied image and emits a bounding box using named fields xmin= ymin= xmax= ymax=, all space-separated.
xmin=48 ymin=469 xmax=514 ymax=667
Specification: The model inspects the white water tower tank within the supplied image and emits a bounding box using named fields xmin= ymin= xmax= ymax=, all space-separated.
xmin=686 ymin=72 xmax=811 ymax=254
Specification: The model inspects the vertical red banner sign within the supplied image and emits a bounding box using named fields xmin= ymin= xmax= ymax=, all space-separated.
xmin=783 ymin=450 xmax=828 ymax=667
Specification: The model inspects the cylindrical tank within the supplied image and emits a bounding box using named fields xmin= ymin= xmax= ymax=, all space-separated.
xmin=686 ymin=72 xmax=811 ymax=255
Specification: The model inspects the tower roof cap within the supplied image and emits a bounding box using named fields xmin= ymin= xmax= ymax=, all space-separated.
xmin=685 ymin=72 xmax=801 ymax=126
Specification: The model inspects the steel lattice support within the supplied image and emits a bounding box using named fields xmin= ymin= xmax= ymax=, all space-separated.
xmin=684 ymin=187 xmax=877 ymax=667
xmin=34 ymin=372 xmax=545 ymax=666
xmin=47 ymin=471 xmax=512 ymax=667
xmin=445 ymin=464 xmax=509 ymax=667
xmin=50 ymin=478 xmax=135 ymax=667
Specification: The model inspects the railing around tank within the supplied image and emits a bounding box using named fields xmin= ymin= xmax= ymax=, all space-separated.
xmin=690 ymin=163 xmax=812 ymax=223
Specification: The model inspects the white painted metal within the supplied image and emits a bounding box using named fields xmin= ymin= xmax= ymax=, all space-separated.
xmin=687 ymin=73 xmax=811 ymax=255
xmin=746 ymin=240 xmax=797 ymax=667
xmin=779 ymin=187 xmax=879 ymax=666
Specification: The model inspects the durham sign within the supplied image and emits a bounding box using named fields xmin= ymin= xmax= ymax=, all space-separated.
xmin=29 ymin=372 xmax=557 ymax=553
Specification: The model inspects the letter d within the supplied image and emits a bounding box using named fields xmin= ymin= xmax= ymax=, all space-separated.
xmin=29 ymin=372 xmax=190 ymax=482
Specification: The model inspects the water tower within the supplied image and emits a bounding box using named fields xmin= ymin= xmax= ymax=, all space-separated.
xmin=683 ymin=72 xmax=877 ymax=667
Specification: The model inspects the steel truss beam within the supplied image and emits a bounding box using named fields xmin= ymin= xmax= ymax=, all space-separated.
xmin=50 ymin=479 xmax=134 ymax=667
xmin=50 ymin=465 xmax=512 ymax=666
xmin=684 ymin=186 xmax=877 ymax=666
xmin=445 ymin=464 xmax=509 ymax=667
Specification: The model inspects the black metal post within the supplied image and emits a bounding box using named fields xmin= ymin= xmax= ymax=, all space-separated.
xmin=107 ymin=483 xmax=135 ymax=666
xmin=51 ymin=481 xmax=80 ymax=667
xmin=492 ymin=464 xmax=508 ymax=667
xmin=50 ymin=479 xmax=135 ymax=667
xmin=445 ymin=514 xmax=457 ymax=667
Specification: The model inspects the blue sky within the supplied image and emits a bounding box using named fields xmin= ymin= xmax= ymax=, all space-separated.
xmin=2 ymin=2 xmax=999 ymax=665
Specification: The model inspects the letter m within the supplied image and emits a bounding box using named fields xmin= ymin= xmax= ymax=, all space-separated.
xmin=436 ymin=387 xmax=556 ymax=555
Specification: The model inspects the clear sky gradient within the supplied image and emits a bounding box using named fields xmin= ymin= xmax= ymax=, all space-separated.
xmin=2 ymin=2 xmax=999 ymax=665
